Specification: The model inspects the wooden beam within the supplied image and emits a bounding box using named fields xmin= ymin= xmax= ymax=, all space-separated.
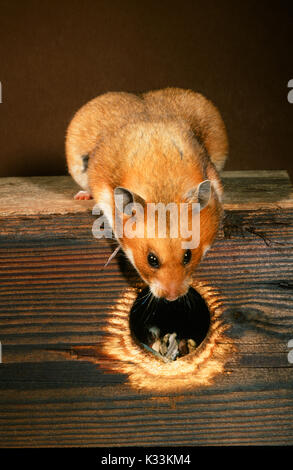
xmin=0 ymin=170 xmax=292 ymax=217
xmin=0 ymin=171 xmax=292 ymax=446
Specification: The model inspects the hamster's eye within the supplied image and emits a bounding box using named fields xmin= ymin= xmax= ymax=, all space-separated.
xmin=183 ymin=249 xmax=192 ymax=265
xmin=147 ymin=252 xmax=160 ymax=269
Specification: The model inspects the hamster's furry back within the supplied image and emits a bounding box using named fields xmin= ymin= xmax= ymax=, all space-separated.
xmin=66 ymin=87 xmax=228 ymax=196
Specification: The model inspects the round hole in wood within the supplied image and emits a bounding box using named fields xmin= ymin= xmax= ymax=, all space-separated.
xmin=129 ymin=287 xmax=210 ymax=360
xmin=72 ymin=280 xmax=235 ymax=392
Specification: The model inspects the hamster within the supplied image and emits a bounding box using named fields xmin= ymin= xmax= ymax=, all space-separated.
xmin=66 ymin=88 xmax=228 ymax=301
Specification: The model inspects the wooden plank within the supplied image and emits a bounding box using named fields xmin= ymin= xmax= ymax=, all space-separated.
xmin=0 ymin=176 xmax=93 ymax=216
xmin=221 ymin=171 xmax=293 ymax=209
xmin=0 ymin=170 xmax=292 ymax=216
xmin=0 ymin=172 xmax=293 ymax=446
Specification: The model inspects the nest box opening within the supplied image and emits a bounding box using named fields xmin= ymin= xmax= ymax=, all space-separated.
xmin=72 ymin=281 xmax=234 ymax=391
xmin=129 ymin=287 xmax=210 ymax=362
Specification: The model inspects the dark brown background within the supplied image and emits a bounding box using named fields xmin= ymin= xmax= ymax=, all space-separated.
xmin=0 ymin=0 xmax=292 ymax=179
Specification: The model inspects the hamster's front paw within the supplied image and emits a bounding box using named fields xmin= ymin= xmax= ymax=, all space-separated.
xmin=74 ymin=190 xmax=93 ymax=200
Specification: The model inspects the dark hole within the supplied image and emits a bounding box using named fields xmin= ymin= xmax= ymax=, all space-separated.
xmin=129 ymin=287 xmax=210 ymax=360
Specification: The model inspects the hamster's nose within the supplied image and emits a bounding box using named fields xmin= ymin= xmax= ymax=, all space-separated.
xmin=165 ymin=282 xmax=180 ymax=302
xmin=165 ymin=294 xmax=179 ymax=302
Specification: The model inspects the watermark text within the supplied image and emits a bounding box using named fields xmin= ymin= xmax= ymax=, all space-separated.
xmin=92 ymin=200 xmax=201 ymax=249
xmin=287 ymin=79 xmax=293 ymax=103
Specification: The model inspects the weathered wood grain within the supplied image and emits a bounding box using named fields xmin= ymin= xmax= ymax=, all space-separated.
xmin=0 ymin=171 xmax=293 ymax=447
xmin=0 ymin=170 xmax=292 ymax=217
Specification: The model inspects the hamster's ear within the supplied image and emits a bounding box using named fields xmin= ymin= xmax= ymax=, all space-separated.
xmin=114 ymin=187 xmax=145 ymax=215
xmin=198 ymin=180 xmax=211 ymax=209
xmin=185 ymin=180 xmax=211 ymax=210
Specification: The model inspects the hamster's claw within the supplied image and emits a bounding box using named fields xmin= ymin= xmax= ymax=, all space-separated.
xmin=74 ymin=190 xmax=93 ymax=200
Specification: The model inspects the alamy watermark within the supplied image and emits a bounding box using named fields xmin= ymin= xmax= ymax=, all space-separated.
xmin=288 ymin=339 xmax=293 ymax=364
xmin=92 ymin=198 xmax=201 ymax=249
xmin=287 ymin=79 xmax=293 ymax=103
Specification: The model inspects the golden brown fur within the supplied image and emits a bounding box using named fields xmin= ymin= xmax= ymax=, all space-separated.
xmin=66 ymin=88 xmax=228 ymax=300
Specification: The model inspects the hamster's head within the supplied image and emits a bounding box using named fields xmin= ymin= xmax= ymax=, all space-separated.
xmin=113 ymin=181 xmax=222 ymax=301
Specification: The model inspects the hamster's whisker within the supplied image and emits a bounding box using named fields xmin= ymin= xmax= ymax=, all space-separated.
xmin=146 ymin=292 xmax=155 ymax=313
xmin=185 ymin=290 xmax=192 ymax=311
xmin=143 ymin=293 xmax=156 ymax=324
xmin=139 ymin=290 xmax=152 ymax=304
xmin=182 ymin=293 xmax=189 ymax=314
xmin=104 ymin=245 xmax=120 ymax=268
